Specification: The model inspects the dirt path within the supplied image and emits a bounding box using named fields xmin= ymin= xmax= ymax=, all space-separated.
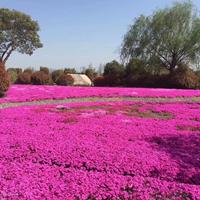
xmin=0 ymin=96 xmax=200 ymax=109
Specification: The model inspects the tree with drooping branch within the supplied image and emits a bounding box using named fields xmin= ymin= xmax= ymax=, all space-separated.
xmin=121 ymin=1 xmax=200 ymax=72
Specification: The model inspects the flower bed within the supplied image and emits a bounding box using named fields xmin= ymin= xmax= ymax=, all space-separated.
xmin=0 ymin=84 xmax=200 ymax=103
xmin=0 ymin=101 xmax=200 ymax=199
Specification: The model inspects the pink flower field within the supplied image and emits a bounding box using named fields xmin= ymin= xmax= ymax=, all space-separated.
xmin=0 ymin=85 xmax=200 ymax=199
xmin=0 ymin=85 xmax=200 ymax=103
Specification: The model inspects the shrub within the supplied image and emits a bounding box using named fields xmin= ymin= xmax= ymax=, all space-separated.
xmin=84 ymin=68 xmax=98 ymax=81
xmin=24 ymin=68 xmax=33 ymax=75
xmin=56 ymin=74 xmax=74 ymax=86
xmin=154 ymin=74 xmax=171 ymax=88
xmin=17 ymin=72 xmax=31 ymax=84
xmin=8 ymin=68 xmax=23 ymax=75
xmin=16 ymin=68 xmax=23 ymax=74
xmin=196 ymin=70 xmax=200 ymax=77
xmin=125 ymin=58 xmax=153 ymax=87
xmin=51 ymin=69 xmax=64 ymax=83
xmin=7 ymin=68 xmax=22 ymax=83
xmin=40 ymin=66 xmax=49 ymax=74
xmin=31 ymin=71 xmax=52 ymax=85
xmin=103 ymin=60 xmax=125 ymax=86
xmin=170 ymin=65 xmax=199 ymax=89
xmin=64 ymin=68 xmax=77 ymax=74
xmin=0 ymin=63 xmax=10 ymax=97
xmin=93 ymin=76 xmax=108 ymax=87
xmin=196 ymin=70 xmax=200 ymax=86
xmin=7 ymin=70 xmax=18 ymax=83
xmin=126 ymin=74 xmax=156 ymax=87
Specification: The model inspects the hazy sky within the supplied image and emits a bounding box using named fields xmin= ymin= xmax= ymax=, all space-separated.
xmin=0 ymin=0 xmax=200 ymax=70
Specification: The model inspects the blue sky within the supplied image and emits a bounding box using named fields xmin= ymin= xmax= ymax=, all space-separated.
xmin=0 ymin=0 xmax=200 ymax=70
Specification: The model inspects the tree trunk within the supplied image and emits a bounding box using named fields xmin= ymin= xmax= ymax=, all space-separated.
xmin=169 ymin=54 xmax=178 ymax=72
xmin=0 ymin=61 xmax=5 ymax=70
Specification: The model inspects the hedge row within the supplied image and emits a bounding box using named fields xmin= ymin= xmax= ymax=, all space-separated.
xmin=5 ymin=62 xmax=200 ymax=89
xmin=6 ymin=67 xmax=91 ymax=86
xmin=94 ymin=68 xmax=200 ymax=89
xmin=93 ymin=62 xmax=200 ymax=89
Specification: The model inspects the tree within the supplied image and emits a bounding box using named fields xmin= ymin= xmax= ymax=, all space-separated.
xmin=55 ymin=74 xmax=74 ymax=86
xmin=121 ymin=1 xmax=200 ymax=72
xmin=84 ymin=65 xmax=98 ymax=81
xmin=40 ymin=66 xmax=50 ymax=74
xmin=31 ymin=71 xmax=52 ymax=85
xmin=170 ymin=64 xmax=199 ymax=89
xmin=103 ymin=60 xmax=125 ymax=86
xmin=51 ymin=69 xmax=64 ymax=83
xmin=125 ymin=58 xmax=154 ymax=87
xmin=125 ymin=58 xmax=147 ymax=77
xmin=0 ymin=8 xmax=43 ymax=65
xmin=7 ymin=68 xmax=22 ymax=83
xmin=17 ymin=72 xmax=32 ymax=84
xmin=64 ymin=68 xmax=77 ymax=74
xmin=97 ymin=64 xmax=104 ymax=75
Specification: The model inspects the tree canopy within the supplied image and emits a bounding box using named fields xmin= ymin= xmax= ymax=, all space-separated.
xmin=121 ymin=1 xmax=200 ymax=71
xmin=0 ymin=8 xmax=43 ymax=64
xmin=103 ymin=60 xmax=125 ymax=86
xmin=84 ymin=67 xmax=98 ymax=81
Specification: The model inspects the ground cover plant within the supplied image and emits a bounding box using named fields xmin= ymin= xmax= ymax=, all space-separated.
xmin=0 ymin=85 xmax=200 ymax=103
xmin=1 ymin=1 xmax=200 ymax=199
xmin=0 ymin=86 xmax=200 ymax=199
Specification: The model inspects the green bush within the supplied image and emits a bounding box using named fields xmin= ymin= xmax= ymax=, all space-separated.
xmin=51 ymin=69 xmax=64 ymax=83
xmin=31 ymin=71 xmax=52 ymax=85
xmin=9 ymin=68 xmax=22 ymax=74
xmin=126 ymin=74 xmax=156 ymax=87
xmin=24 ymin=68 xmax=33 ymax=75
xmin=125 ymin=58 xmax=153 ymax=87
xmin=7 ymin=68 xmax=22 ymax=74
xmin=17 ymin=72 xmax=31 ymax=84
xmin=7 ymin=70 xmax=18 ymax=83
xmin=0 ymin=63 xmax=10 ymax=97
xmin=84 ymin=68 xmax=97 ymax=81
xmin=170 ymin=65 xmax=199 ymax=89
xmin=103 ymin=60 xmax=125 ymax=86
xmin=40 ymin=66 xmax=49 ymax=74
xmin=195 ymin=70 xmax=200 ymax=86
xmin=7 ymin=68 xmax=22 ymax=83
xmin=56 ymin=74 xmax=74 ymax=86
xmin=64 ymin=68 xmax=77 ymax=74
xmin=195 ymin=70 xmax=200 ymax=76
xmin=153 ymin=74 xmax=170 ymax=88
xmin=93 ymin=76 xmax=108 ymax=87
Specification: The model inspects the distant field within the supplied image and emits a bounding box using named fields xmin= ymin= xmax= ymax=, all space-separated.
xmin=0 ymin=85 xmax=200 ymax=199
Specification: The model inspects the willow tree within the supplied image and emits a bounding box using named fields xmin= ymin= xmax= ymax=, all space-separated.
xmin=0 ymin=8 xmax=42 ymax=96
xmin=121 ymin=1 xmax=200 ymax=71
